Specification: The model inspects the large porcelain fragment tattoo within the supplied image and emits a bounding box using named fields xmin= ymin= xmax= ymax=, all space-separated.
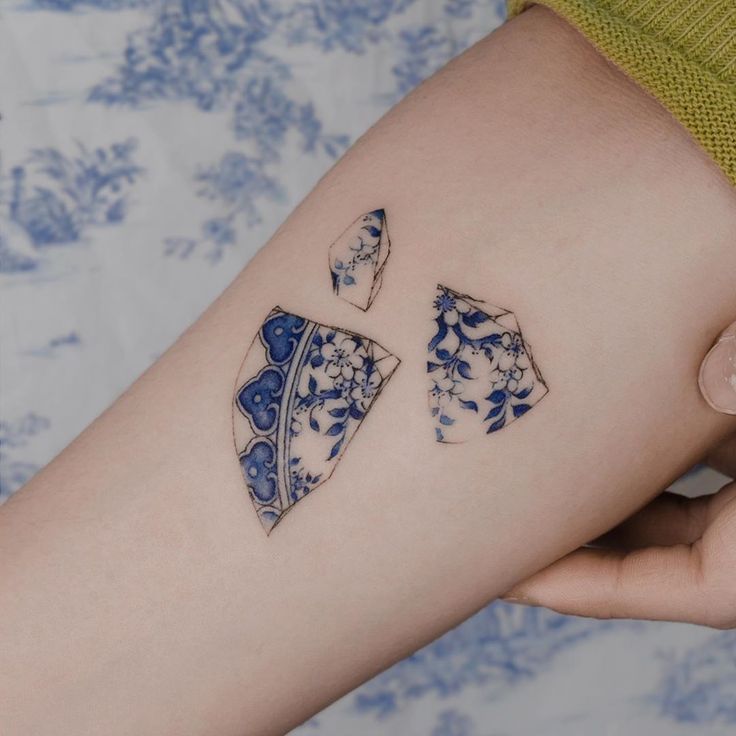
xmin=234 ymin=307 xmax=400 ymax=533
xmin=428 ymin=285 xmax=548 ymax=443
xmin=329 ymin=209 xmax=390 ymax=310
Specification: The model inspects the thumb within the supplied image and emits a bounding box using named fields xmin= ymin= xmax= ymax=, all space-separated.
xmin=501 ymin=545 xmax=713 ymax=625
xmin=699 ymin=320 xmax=736 ymax=415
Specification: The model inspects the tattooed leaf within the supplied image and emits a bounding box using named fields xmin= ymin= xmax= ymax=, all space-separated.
xmin=484 ymin=404 xmax=504 ymax=421
xmin=489 ymin=389 xmax=507 ymax=405
xmin=428 ymin=318 xmax=448 ymax=352
xmin=513 ymin=403 xmax=531 ymax=418
xmin=487 ymin=416 xmax=506 ymax=433
xmin=328 ymin=439 xmax=343 ymax=460
xmin=462 ymin=311 xmax=489 ymax=327
xmin=482 ymin=333 xmax=503 ymax=347
xmin=457 ymin=360 xmax=472 ymax=380
xmin=326 ymin=422 xmax=344 ymax=436
xmin=459 ymin=399 xmax=478 ymax=412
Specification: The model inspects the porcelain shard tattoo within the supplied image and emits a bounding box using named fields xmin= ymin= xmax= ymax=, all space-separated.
xmin=329 ymin=209 xmax=390 ymax=310
xmin=428 ymin=285 xmax=548 ymax=443
xmin=233 ymin=307 xmax=400 ymax=533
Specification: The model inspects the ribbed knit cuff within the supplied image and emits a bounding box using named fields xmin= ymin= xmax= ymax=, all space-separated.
xmin=507 ymin=0 xmax=736 ymax=187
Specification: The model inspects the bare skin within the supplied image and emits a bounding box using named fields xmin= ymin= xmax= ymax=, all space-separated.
xmin=1 ymin=8 xmax=735 ymax=736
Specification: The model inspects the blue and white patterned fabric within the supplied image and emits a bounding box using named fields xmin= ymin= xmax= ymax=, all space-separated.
xmin=1 ymin=2 xmax=734 ymax=734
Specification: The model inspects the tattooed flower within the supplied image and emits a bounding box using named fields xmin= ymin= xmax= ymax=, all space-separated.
xmin=430 ymin=375 xmax=461 ymax=407
xmin=497 ymin=332 xmax=530 ymax=372
xmin=328 ymin=374 xmax=350 ymax=401
xmin=489 ymin=365 xmax=523 ymax=393
xmin=350 ymin=367 xmax=381 ymax=411
xmin=321 ymin=336 xmax=367 ymax=379
xmin=433 ymin=289 xmax=470 ymax=326
xmin=289 ymin=467 xmax=313 ymax=502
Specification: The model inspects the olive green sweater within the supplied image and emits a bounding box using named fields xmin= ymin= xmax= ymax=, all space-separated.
xmin=508 ymin=0 xmax=736 ymax=187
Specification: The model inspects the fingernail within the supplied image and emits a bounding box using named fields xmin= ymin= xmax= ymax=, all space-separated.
xmin=501 ymin=590 xmax=538 ymax=606
xmin=699 ymin=324 xmax=736 ymax=415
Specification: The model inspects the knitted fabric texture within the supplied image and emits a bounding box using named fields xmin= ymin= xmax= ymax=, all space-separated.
xmin=507 ymin=0 xmax=736 ymax=187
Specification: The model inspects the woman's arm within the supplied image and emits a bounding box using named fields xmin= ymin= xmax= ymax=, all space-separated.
xmin=2 ymin=7 xmax=735 ymax=735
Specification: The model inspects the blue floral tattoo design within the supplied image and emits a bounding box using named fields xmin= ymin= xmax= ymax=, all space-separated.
xmin=428 ymin=285 xmax=548 ymax=442
xmin=234 ymin=308 xmax=400 ymax=534
xmin=329 ymin=209 xmax=390 ymax=311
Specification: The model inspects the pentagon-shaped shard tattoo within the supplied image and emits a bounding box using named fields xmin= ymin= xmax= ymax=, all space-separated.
xmin=234 ymin=307 xmax=400 ymax=534
xmin=428 ymin=285 xmax=548 ymax=443
xmin=329 ymin=209 xmax=390 ymax=311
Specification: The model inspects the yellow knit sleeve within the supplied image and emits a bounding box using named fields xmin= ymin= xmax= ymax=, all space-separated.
xmin=507 ymin=0 xmax=736 ymax=187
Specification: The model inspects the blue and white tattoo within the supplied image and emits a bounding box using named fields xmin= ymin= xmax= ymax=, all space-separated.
xmin=329 ymin=209 xmax=390 ymax=310
xmin=233 ymin=307 xmax=400 ymax=534
xmin=428 ymin=285 xmax=548 ymax=442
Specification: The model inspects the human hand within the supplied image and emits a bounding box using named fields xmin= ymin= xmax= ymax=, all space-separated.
xmin=503 ymin=321 xmax=736 ymax=629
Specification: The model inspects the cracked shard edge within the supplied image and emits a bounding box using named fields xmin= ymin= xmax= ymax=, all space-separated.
xmin=234 ymin=307 xmax=400 ymax=533
xmin=329 ymin=209 xmax=390 ymax=311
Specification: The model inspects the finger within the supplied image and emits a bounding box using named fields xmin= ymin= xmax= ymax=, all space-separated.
xmin=706 ymin=432 xmax=736 ymax=478
xmin=503 ymin=483 xmax=736 ymax=627
xmin=592 ymin=491 xmax=710 ymax=550
xmin=594 ymin=483 xmax=736 ymax=550
xmin=699 ymin=320 xmax=736 ymax=415
xmin=502 ymin=544 xmax=721 ymax=626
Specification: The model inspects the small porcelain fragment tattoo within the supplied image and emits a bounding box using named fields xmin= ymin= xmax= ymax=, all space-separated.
xmin=329 ymin=209 xmax=390 ymax=310
xmin=234 ymin=307 xmax=400 ymax=533
xmin=428 ymin=285 xmax=548 ymax=442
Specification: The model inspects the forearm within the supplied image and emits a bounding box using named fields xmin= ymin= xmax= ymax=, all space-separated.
xmin=2 ymin=7 xmax=735 ymax=735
